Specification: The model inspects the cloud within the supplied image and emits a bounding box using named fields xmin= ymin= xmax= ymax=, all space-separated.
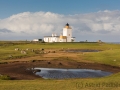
xmin=0 ymin=28 xmax=13 ymax=33
xmin=0 ymin=10 xmax=120 ymax=41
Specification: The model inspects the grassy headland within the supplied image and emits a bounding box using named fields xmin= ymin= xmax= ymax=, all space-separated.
xmin=0 ymin=41 xmax=120 ymax=90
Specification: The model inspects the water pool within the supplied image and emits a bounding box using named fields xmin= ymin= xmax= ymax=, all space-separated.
xmin=33 ymin=68 xmax=112 ymax=79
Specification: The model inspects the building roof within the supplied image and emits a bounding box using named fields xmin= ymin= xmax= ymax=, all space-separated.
xmin=60 ymin=36 xmax=67 ymax=39
xmin=44 ymin=36 xmax=59 ymax=37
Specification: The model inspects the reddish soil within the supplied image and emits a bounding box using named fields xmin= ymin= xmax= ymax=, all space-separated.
xmin=0 ymin=60 xmax=120 ymax=80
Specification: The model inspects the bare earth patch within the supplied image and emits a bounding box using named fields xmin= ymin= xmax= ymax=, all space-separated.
xmin=0 ymin=60 xmax=120 ymax=80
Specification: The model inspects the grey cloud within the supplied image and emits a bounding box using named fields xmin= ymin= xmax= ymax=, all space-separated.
xmin=79 ymin=23 xmax=92 ymax=32
xmin=0 ymin=28 xmax=13 ymax=33
xmin=97 ymin=30 xmax=111 ymax=34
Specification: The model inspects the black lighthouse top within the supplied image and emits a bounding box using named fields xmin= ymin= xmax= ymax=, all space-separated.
xmin=64 ymin=23 xmax=71 ymax=29
xmin=66 ymin=23 xmax=69 ymax=26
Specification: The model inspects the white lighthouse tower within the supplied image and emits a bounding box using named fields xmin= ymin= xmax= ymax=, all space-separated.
xmin=63 ymin=23 xmax=72 ymax=42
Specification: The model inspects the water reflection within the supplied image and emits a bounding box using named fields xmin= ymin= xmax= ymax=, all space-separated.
xmin=65 ymin=49 xmax=101 ymax=52
xmin=33 ymin=68 xmax=112 ymax=79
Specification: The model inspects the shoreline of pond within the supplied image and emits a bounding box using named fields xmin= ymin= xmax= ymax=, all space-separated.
xmin=0 ymin=60 xmax=120 ymax=80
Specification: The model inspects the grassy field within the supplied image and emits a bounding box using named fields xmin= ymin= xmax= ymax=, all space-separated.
xmin=0 ymin=73 xmax=120 ymax=90
xmin=0 ymin=41 xmax=120 ymax=90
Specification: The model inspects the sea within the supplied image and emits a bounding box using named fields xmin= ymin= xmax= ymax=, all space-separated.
xmin=105 ymin=42 xmax=120 ymax=44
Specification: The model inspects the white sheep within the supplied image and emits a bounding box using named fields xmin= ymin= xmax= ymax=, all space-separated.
xmin=15 ymin=48 xmax=19 ymax=51
xmin=21 ymin=50 xmax=27 ymax=54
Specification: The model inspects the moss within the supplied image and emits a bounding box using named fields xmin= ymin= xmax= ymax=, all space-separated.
xmin=0 ymin=75 xmax=11 ymax=80
xmin=0 ymin=62 xmax=8 ymax=64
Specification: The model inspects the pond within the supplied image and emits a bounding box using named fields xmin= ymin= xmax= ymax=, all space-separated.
xmin=33 ymin=68 xmax=112 ymax=79
xmin=65 ymin=49 xmax=101 ymax=52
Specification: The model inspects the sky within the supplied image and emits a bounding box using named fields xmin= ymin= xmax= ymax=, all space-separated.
xmin=0 ymin=0 xmax=120 ymax=42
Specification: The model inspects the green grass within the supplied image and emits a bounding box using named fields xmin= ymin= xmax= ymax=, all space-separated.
xmin=0 ymin=75 xmax=11 ymax=80
xmin=0 ymin=73 xmax=120 ymax=90
xmin=82 ymin=49 xmax=120 ymax=66
xmin=1 ymin=42 xmax=120 ymax=66
xmin=0 ymin=42 xmax=120 ymax=61
xmin=0 ymin=41 xmax=120 ymax=90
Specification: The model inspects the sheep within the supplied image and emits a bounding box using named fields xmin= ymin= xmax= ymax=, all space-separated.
xmin=26 ymin=48 xmax=29 ymax=51
xmin=21 ymin=50 xmax=27 ymax=54
xmin=15 ymin=48 xmax=19 ymax=51
xmin=31 ymin=49 xmax=34 ymax=52
xmin=23 ymin=51 xmax=27 ymax=54
xmin=8 ymin=55 xmax=13 ymax=57
xmin=41 ymin=48 xmax=44 ymax=51
xmin=44 ymin=52 xmax=47 ymax=54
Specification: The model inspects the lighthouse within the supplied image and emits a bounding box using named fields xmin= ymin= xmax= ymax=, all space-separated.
xmin=43 ymin=23 xmax=75 ymax=42
xmin=63 ymin=23 xmax=72 ymax=42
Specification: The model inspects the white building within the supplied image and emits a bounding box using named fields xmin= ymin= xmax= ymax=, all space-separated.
xmin=44 ymin=23 xmax=75 ymax=42
xmin=33 ymin=39 xmax=42 ymax=41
